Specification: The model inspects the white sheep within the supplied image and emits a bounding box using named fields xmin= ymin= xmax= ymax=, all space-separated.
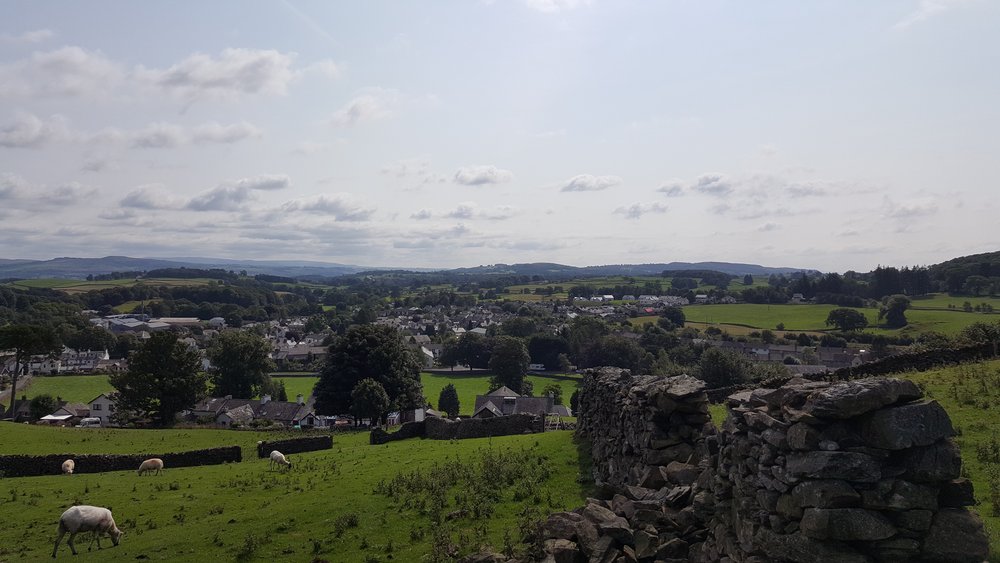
xmin=269 ymin=450 xmax=292 ymax=471
xmin=52 ymin=505 xmax=123 ymax=557
xmin=61 ymin=460 xmax=74 ymax=475
xmin=136 ymin=458 xmax=164 ymax=476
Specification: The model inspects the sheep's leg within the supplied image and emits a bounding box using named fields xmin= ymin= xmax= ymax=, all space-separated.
xmin=52 ymin=527 xmax=66 ymax=558
xmin=67 ymin=532 xmax=78 ymax=555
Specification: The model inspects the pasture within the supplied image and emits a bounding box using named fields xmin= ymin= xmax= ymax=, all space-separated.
xmin=0 ymin=426 xmax=586 ymax=562
xmin=18 ymin=375 xmax=112 ymax=405
xmin=6 ymin=278 xmax=216 ymax=295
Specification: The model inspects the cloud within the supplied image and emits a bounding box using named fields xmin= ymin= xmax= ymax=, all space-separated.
xmin=445 ymin=203 xmax=477 ymax=219
xmin=0 ymin=112 xmax=70 ymax=148
xmin=410 ymin=208 xmax=433 ymax=220
xmin=120 ymin=184 xmax=181 ymax=209
xmin=0 ymin=46 xmax=123 ymax=98
xmin=290 ymin=141 xmax=332 ymax=156
xmin=382 ymin=158 xmax=430 ymax=177
xmin=757 ymin=223 xmax=779 ymax=232
xmin=99 ymin=208 xmax=137 ymax=221
xmin=560 ymin=174 xmax=623 ymax=192
xmin=893 ymin=0 xmax=972 ymax=30
xmin=0 ymin=173 xmax=29 ymax=199
xmin=136 ymin=48 xmax=298 ymax=101
xmin=231 ymin=174 xmax=290 ymax=191
xmin=759 ymin=144 xmax=778 ymax=157
xmin=613 ymin=202 xmax=668 ymax=219
xmin=786 ymin=183 xmax=829 ymax=197
xmin=656 ymin=180 xmax=685 ymax=197
xmin=281 ymin=194 xmax=375 ymax=221
xmin=523 ymin=0 xmax=592 ymax=12
xmin=0 ymin=29 xmax=54 ymax=44
xmin=691 ymin=173 xmax=733 ymax=196
xmin=81 ymin=156 xmax=118 ymax=172
xmin=39 ymin=182 xmax=97 ymax=205
xmin=129 ymin=121 xmax=261 ymax=148
xmin=303 ymin=60 xmax=340 ymax=78
xmin=190 ymin=121 xmax=262 ymax=144
xmin=331 ymin=90 xmax=395 ymax=126
xmin=453 ymin=165 xmax=514 ymax=186
xmin=883 ymin=196 xmax=939 ymax=218
xmin=183 ymin=175 xmax=290 ymax=211
xmin=482 ymin=205 xmax=518 ymax=220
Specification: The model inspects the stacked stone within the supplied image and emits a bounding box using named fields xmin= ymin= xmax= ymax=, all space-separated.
xmin=577 ymin=368 xmax=715 ymax=489
xmin=532 ymin=368 xmax=716 ymax=561
xmin=700 ymin=377 xmax=989 ymax=563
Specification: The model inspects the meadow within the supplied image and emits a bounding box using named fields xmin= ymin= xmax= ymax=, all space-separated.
xmin=420 ymin=372 xmax=582 ymax=415
xmin=18 ymin=375 xmax=112 ymax=405
xmin=0 ymin=426 xmax=588 ymax=562
xmin=6 ymin=278 xmax=215 ymax=295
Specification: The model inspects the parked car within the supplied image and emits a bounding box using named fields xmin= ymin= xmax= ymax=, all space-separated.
xmin=75 ymin=417 xmax=101 ymax=428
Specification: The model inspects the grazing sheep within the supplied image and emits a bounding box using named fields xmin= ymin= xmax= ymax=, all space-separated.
xmin=61 ymin=460 xmax=74 ymax=475
xmin=269 ymin=450 xmax=292 ymax=471
xmin=137 ymin=458 xmax=164 ymax=476
xmin=51 ymin=505 xmax=123 ymax=557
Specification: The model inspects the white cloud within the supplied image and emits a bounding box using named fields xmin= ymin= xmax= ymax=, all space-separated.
xmin=453 ymin=165 xmax=514 ymax=186
xmin=331 ymin=90 xmax=395 ymax=126
xmin=0 ymin=29 xmax=54 ymax=44
xmin=411 ymin=208 xmax=433 ymax=220
xmin=691 ymin=173 xmax=733 ymax=196
xmin=445 ymin=203 xmax=478 ymax=219
xmin=290 ymin=141 xmax=332 ymax=156
xmin=0 ymin=173 xmax=29 ymax=199
xmin=184 ymin=175 xmax=290 ymax=211
xmin=231 ymin=175 xmax=290 ymax=191
xmin=281 ymin=194 xmax=375 ymax=221
xmin=893 ymin=0 xmax=972 ymax=30
xmin=128 ymin=120 xmax=261 ymax=148
xmin=190 ymin=121 xmax=262 ymax=144
xmin=560 ymin=174 xmax=623 ymax=192
xmin=120 ymin=184 xmax=181 ymax=209
xmin=129 ymin=123 xmax=186 ymax=148
xmin=523 ymin=0 xmax=592 ymax=13
xmin=39 ymin=182 xmax=97 ymax=205
xmin=613 ymin=202 xmax=668 ymax=219
xmin=0 ymin=112 xmax=70 ymax=148
xmin=303 ymin=60 xmax=341 ymax=78
xmin=136 ymin=48 xmax=298 ymax=101
xmin=758 ymin=223 xmax=779 ymax=232
xmin=0 ymin=46 xmax=123 ymax=98
xmin=883 ymin=196 xmax=939 ymax=218
xmin=656 ymin=180 xmax=685 ymax=197
xmin=482 ymin=205 xmax=518 ymax=220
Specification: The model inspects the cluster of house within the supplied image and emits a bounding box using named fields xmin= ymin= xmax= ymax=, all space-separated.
xmin=699 ymin=339 xmax=871 ymax=371
xmin=1 ymin=347 xmax=124 ymax=376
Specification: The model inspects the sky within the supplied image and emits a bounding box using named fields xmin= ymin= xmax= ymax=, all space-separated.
xmin=1 ymin=0 xmax=998 ymax=273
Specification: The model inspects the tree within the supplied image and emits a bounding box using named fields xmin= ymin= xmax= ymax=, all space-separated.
xmin=0 ymin=324 xmax=60 ymax=417
xmin=659 ymin=307 xmax=686 ymax=329
xmin=29 ymin=393 xmax=59 ymax=420
xmin=207 ymin=330 xmax=276 ymax=399
xmin=527 ymin=334 xmax=570 ymax=371
xmin=438 ymin=384 xmax=460 ymax=417
xmin=743 ymin=274 xmax=753 ymax=286
xmin=541 ymin=383 xmax=563 ymax=405
xmin=440 ymin=332 xmax=492 ymax=371
xmin=109 ymin=331 xmax=207 ymax=426
xmin=590 ymin=335 xmax=644 ymax=372
xmin=313 ymin=324 xmax=424 ymax=416
xmin=879 ymin=295 xmax=911 ymax=328
xmin=351 ymin=378 xmax=390 ymax=427
xmin=566 ymin=317 xmax=609 ymax=367
xmin=825 ymin=308 xmax=869 ymax=331
xmin=697 ymin=347 xmax=752 ymax=389
xmin=488 ymin=335 xmax=530 ymax=394
xmin=569 ymin=389 xmax=580 ymax=414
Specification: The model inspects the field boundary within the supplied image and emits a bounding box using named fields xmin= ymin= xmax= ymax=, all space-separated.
xmin=0 ymin=446 xmax=241 ymax=477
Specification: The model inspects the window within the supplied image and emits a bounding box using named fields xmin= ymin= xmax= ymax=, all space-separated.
xmin=92 ymin=404 xmax=102 ymax=411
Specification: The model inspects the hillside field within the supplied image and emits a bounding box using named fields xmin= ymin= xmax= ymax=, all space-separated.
xmin=0 ymin=426 xmax=588 ymax=562
xmin=16 ymin=375 xmax=112 ymax=405
xmin=421 ymin=371 xmax=582 ymax=416
xmin=6 ymin=278 xmax=216 ymax=294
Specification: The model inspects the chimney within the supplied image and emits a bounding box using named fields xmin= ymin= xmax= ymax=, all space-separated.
xmin=296 ymin=394 xmax=304 ymax=405
xmin=261 ymin=394 xmax=271 ymax=405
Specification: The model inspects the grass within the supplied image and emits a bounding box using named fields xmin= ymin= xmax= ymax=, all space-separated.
xmin=421 ymin=372 xmax=582 ymax=415
xmin=6 ymin=278 xmax=217 ymax=295
xmin=902 ymin=359 xmax=1000 ymax=557
xmin=910 ymin=294 xmax=1000 ymax=311
xmin=273 ymin=377 xmax=317 ymax=402
xmin=19 ymin=375 xmax=113 ymax=405
xmin=0 ymin=426 xmax=588 ymax=562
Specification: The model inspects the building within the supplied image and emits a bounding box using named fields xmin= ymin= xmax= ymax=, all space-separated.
xmin=471 ymin=386 xmax=554 ymax=419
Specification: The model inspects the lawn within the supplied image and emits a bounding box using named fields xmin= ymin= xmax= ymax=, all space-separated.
xmin=20 ymin=375 xmax=113 ymax=405
xmin=421 ymin=372 xmax=582 ymax=415
xmin=0 ymin=426 xmax=588 ymax=562
xmin=910 ymin=293 xmax=1000 ymax=311
xmin=273 ymin=376 xmax=318 ymax=401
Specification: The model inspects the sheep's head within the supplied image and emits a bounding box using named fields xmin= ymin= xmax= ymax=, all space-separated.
xmin=111 ymin=526 xmax=124 ymax=546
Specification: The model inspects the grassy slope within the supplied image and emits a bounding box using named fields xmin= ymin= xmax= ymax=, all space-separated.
xmin=420 ymin=372 xmax=582 ymax=415
xmin=0 ymin=428 xmax=586 ymax=562
xmin=19 ymin=375 xmax=112 ymax=405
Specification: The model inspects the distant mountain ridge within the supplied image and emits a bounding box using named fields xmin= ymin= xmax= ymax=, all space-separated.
xmin=0 ymin=256 xmax=817 ymax=280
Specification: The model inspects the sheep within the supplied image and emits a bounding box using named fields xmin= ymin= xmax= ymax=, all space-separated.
xmin=61 ymin=460 xmax=74 ymax=475
xmin=137 ymin=458 xmax=164 ymax=476
xmin=51 ymin=505 xmax=123 ymax=557
xmin=269 ymin=450 xmax=292 ymax=471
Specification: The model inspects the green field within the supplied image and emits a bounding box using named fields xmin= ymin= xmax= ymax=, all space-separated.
xmin=273 ymin=376 xmax=318 ymax=401
xmin=19 ymin=375 xmax=113 ymax=405
xmin=910 ymin=294 xmax=1000 ymax=311
xmin=0 ymin=426 xmax=587 ymax=562
xmin=421 ymin=371 xmax=582 ymax=415
xmin=6 ymin=277 xmax=216 ymax=295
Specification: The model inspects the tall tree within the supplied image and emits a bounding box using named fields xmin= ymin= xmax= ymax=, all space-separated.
xmin=109 ymin=331 xmax=207 ymax=426
xmin=825 ymin=308 xmax=869 ymax=331
xmin=879 ymin=295 xmax=911 ymax=328
xmin=488 ymin=335 xmax=530 ymax=394
xmin=206 ymin=330 xmax=276 ymax=399
xmin=437 ymin=383 xmax=460 ymax=417
xmin=0 ymin=324 xmax=60 ymax=417
xmin=350 ymin=378 xmax=390 ymax=427
xmin=313 ymin=324 xmax=424 ymax=415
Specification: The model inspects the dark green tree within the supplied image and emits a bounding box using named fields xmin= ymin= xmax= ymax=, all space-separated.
xmin=541 ymin=383 xmax=563 ymax=405
xmin=0 ymin=324 xmax=60 ymax=417
xmin=878 ymin=295 xmax=911 ymax=328
xmin=440 ymin=332 xmax=491 ymax=371
xmin=109 ymin=331 xmax=207 ymax=426
xmin=566 ymin=317 xmax=609 ymax=367
xmin=488 ymin=335 xmax=530 ymax=394
xmin=569 ymin=389 xmax=580 ymax=414
xmin=29 ymin=393 xmax=59 ymax=420
xmin=959 ymin=320 xmax=1000 ymax=345
xmin=62 ymin=325 xmax=115 ymax=353
xmin=743 ymin=274 xmax=754 ymax=286
xmin=697 ymin=347 xmax=752 ymax=389
xmin=313 ymin=324 xmax=424 ymax=415
xmin=590 ymin=335 xmax=644 ymax=372
xmin=527 ymin=334 xmax=570 ymax=370
xmin=351 ymin=378 xmax=390 ymax=426
xmin=437 ymin=383 xmax=460 ymax=417
xmin=825 ymin=308 xmax=869 ymax=331
xmin=207 ymin=330 xmax=276 ymax=399
xmin=659 ymin=306 xmax=686 ymax=329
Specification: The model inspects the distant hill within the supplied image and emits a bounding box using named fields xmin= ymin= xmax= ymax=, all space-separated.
xmin=444 ymin=262 xmax=817 ymax=277
xmin=0 ymin=256 xmax=366 ymax=279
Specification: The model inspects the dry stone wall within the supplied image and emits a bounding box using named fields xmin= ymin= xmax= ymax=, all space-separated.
xmin=0 ymin=446 xmax=241 ymax=477
xmin=529 ymin=369 xmax=990 ymax=563
xmin=255 ymin=435 xmax=332 ymax=458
